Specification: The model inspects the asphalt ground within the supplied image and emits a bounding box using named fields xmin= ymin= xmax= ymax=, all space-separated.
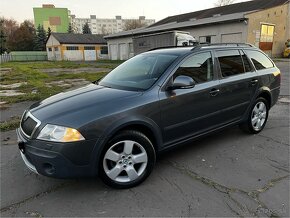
xmin=1 ymin=60 xmax=289 ymax=217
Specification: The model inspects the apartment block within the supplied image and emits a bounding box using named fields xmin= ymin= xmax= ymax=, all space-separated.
xmin=71 ymin=15 xmax=155 ymax=34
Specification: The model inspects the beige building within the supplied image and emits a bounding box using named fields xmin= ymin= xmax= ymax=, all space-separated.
xmin=105 ymin=0 xmax=289 ymax=59
xmin=46 ymin=33 xmax=108 ymax=61
xmin=245 ymin=3 xmax=290 ymax=57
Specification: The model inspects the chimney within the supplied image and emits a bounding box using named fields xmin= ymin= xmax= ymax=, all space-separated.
xmin=42 ymin=4 xmax=55 ymax=8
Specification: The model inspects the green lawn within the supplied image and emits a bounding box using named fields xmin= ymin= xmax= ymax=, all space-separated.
xmin=0 ymin=60 xmax=122 ymax=104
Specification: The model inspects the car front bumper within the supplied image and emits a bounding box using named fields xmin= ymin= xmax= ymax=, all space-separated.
xmin=16 ymin=128 xmax=99 ymax=178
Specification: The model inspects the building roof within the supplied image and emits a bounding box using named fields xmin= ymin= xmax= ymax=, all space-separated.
xmin=105 ymin=0 xmax=289 ymax=39
xmin=151 ymin=0 xmax=289 ymax=27
xmin=51 ymin=33 xmax=107 ymax=44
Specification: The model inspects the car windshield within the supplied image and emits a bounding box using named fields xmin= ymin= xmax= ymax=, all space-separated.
xmin=99 ymin=53 xmax=178 ymax=91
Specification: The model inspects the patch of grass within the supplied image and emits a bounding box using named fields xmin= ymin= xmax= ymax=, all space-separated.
xmin=46 ymin=71 xmax=108 ymax=82
xmin=0 ymin=61 xmax=114 ymax=104
xmin=0 ymin=86 xmax=66 ymax=104
xmin=1 ymin=60 xmax=123 ymax=69
xmin=0 ymin=117 xmax=21 ymax=132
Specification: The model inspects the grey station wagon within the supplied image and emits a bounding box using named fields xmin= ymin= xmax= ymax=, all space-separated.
xmin=17 ymin=43 xmax=281 ymax=188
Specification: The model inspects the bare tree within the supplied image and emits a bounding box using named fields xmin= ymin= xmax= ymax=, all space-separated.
xmin=215 ymin=0 xmax=235 ymax=6
xmin=123 ymin=20 xmax=147 ymax=31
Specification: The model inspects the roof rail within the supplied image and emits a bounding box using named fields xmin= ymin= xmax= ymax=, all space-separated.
xmin=148 ymin=45 xmax=195 ymax=51
xmin=191 ymin=43 xmax=255 ymax=51
xmin=148 ymin=43 xmax=255 ymax=52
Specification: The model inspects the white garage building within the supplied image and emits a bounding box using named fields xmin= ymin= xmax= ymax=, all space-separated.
xmin=46 ymin=33 xmax=108 ymax=61
xmin=105 ymin=0 xmax=289 ymax=59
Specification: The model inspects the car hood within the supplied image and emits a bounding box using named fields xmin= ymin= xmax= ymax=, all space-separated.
xmin=29 ymin=84 xmax=141 ymax=127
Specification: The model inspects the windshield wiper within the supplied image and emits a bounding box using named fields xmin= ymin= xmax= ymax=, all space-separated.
xmin=92 ymin=78 xmax=103 ymax=85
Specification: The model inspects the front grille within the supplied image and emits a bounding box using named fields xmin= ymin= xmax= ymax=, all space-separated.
xmin=20 ymin=112 xmax=40 ymax=137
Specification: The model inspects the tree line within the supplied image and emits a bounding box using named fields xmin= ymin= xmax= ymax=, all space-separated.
xmin=0 ymin=18 xmax=50 ymax=54
xmin=0 ymin=18 xmax=147 ymax=54
xmin=0 ymin=18 xmax=95 ymax=54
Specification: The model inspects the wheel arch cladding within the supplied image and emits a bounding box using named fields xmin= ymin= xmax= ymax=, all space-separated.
xmin=257 ymin=90 xmax=272 ymax=108
xmin=91 ymin=119 xmax=162 ymax=175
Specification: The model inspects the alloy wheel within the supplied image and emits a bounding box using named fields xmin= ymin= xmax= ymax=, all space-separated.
xmin=103 ymin=140 xmax=148 ymax=183
xmin=251 ymin=101 xmax=267 ymax=131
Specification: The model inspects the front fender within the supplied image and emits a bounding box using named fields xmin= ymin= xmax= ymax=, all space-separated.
xmin=90 ymin=116 xmax=162 ymax=175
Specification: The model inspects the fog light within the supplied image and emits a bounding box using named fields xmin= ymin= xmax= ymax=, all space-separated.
xmin=43 ymin=163 xmax=55 ymax=175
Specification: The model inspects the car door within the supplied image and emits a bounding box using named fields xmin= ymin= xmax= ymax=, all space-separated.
xmin=214 ymin=49 xmax=259 ymax=123
xmin=158 ymin=51 xmax=222 ymax=146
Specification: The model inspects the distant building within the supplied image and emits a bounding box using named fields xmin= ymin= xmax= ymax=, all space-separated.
xmin=71 ymin=15 xmax=155 ymax=34
xmin=105 ymin=0 xmax=289 ymax=59
xmin=46 ymin=33 xmax=108 ymax=61
xmin=33 ymin=4 xmax=70 ymax=33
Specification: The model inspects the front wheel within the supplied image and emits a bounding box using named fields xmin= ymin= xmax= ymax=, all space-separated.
xmin=240 ymin=97 xmax=269 ymax=134
xmin=99 ymin=130 xmax=156 ymax=189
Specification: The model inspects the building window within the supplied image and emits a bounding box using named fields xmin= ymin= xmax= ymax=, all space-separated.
xmin=129 ymin=43 xmax=134 ymax=53
xmin=260 ymin=24 xmax=274 ymax=43
xmin=66 ymin=46 xmax=79 ymax=50
xmin=100 ymin=46 xmax=108 ymax=55
xmin=48 ymin=48 xmax=52 ymax=52
xmin=54 ymin=47 xmax=59 ymax=51
xmin=84 ymin=46 xmax=95 ymax=50
xmin=199 ymin=36 xmax=212 ymax=43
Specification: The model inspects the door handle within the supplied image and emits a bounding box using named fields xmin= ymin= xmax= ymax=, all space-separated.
xmin=251 ymin=79 xmax=258 ymax=86
xmin=210 ymin=88 xmax=220 ymax=96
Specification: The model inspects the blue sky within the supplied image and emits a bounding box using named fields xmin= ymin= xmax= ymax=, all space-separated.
xmin=1 ymin=0 xmax=248 ymax=22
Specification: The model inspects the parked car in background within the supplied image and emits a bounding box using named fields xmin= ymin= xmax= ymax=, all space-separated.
xmin=17 ymin=43 xmax=280 ymax=188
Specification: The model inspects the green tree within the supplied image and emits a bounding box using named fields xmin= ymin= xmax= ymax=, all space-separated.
xmin=0 ymin=19 xmax=7 ymax=54
xmin=68 ymin=23 xmax=74 ymax=33
xmin=34 ymin=24 xmax=47 ymax=51
xmin=47 ymin=27 xmax=52 ymax=37
xmin=7 ymin=20 xmax=35 ymax=51
xmin=82 ymin=22 xmax=91 ymax=34
xmin=0 ymin=17 xmax=18 ymax=53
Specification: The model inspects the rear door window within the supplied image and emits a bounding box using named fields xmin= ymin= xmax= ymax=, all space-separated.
xmin=244 ymin=50 xmax=274 ymax=70
xmin=216 ymin=50 xmax=245 ymax=77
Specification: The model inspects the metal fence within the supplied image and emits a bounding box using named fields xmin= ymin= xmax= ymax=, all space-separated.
xmin=0 ymin=51 xmax=48 ymax=64
xmin=0 ymin=53 xmax=12 ymax=64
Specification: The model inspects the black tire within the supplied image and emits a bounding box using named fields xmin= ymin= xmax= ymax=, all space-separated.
xmin=239 ymin=97 xmax=269 ymax=134
xmin=99 ymin=130 xmax=156 ymax=189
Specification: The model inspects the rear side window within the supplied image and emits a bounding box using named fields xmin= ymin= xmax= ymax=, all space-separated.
xmin=244 ymin=50 xmax=274 ymax=70
xmin=174 ymin=52 xmax=213 ymax=83
xmin=217 ymin=50 xmax=244 ymax=77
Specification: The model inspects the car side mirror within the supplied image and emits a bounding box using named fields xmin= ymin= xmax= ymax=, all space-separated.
xmin=168 ymin=75 xmax=195 ymax=90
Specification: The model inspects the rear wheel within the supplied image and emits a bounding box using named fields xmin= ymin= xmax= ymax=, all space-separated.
xmin=240 ymin=97 xmax=269 ymax=134
xmin=99 ymin=130 xmax=156 ymax=189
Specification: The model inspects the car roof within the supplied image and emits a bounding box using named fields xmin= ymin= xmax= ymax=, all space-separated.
xmin=146 ymin=47 xmax=193 ymax=56
xmin=146 ymin=43 xmax=258 ymax=56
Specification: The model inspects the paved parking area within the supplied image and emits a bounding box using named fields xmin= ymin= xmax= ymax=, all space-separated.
xmin=1 ymin=61 xmax=289 ymax=217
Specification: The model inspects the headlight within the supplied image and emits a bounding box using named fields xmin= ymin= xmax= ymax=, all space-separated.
xmin=37 ymin=124 xmax=85 ymax=142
